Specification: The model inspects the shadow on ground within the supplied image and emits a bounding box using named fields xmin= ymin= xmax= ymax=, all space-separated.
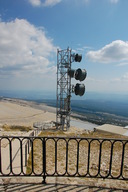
xmin=0 ymin=183 xmax=126 ymax=192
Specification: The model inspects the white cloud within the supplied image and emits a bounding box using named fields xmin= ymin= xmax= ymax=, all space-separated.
xmin=0 ymin=18 xmax=56 ymax=77
xmin=86 ymin=73 xmax=128 ymax=93
xmin=76 ymin=45 xmax=92 ymax=52
xmin=82 ymin=0 xmax=119 ymax=4
xmin=28 ymin=0 xmax=41 ymax=6
xmin=83 ymin=0 xmax=89 ymax=3
xmin=110 ymin=0 xmax=119 ymax=3
xmin=111 ymin=72 xmax=128 ymax=82
xmin=28 ymin=0 xmax=119 ymax=7
xmin=28 ymin=0 xmax=62 ymax=7
xmin=76 ymin=0 xmax=119 ymax=5
xmin=43 ymin=0 xmax=62 ymax=7
xmin=122 ymin=72 xmax=128 ymax=81
xmin=86 ymin=40 xmax=128 ymax=64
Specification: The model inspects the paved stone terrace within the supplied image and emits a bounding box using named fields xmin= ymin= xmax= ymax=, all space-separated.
xmin=0 ymin=178 xmax=126 ymax=192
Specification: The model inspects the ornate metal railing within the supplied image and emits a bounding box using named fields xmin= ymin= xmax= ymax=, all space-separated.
xmin=0 ymin=136 xmax=128 ymax=183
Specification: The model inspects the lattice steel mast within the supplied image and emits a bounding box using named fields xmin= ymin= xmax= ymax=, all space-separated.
xmin=56 ymin=48 xmax=71 ymax=130
xmin=56 ymin=47 xmax=87 ymax=131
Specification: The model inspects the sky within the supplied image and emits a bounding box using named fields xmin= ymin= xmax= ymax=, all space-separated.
xmin=0 ymin=0 xmax=128 ymax=96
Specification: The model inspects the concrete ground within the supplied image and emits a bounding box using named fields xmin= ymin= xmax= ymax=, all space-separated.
xmin=95 ymin=124 xmax=128 ymax=136
xmin=0 ymin=177 xmax=126 ymax=192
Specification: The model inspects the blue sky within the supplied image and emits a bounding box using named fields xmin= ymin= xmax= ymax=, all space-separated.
xmin=0 ymin=0 xmax=128 ymax=96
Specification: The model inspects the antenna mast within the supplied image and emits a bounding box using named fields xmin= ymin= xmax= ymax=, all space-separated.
xmin=56 ymin=48 xmax=71 ymax=130
xmin=56 ymin=47 xmax=87 ymax=131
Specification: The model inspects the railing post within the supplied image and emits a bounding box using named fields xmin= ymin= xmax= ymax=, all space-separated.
xmin=76 ymin=140 xmax=79 ymax=174
xmin=66 ymin=139 xmax=68 ymax=174
xmin=120 ymin=142 xmax=125 ymax=177
xmin=28 ymin=139 xmax=29 ymax=154
xmin=20 ymin=139 xmax=23 ymax=173
xmin=0 ymin=139 xmax=2 ymax=173
xmin=55 ymin=140 xmax=57 ymax=174
xmin=42 ymin=138 xmax=46 ymax=184
xmin=25 ymin=144 xmax=27 ymax=167
xmin=10 ymin=140 xmax=13 ymax=174
xmin=87 ymin=141 xmax=90 ymax=175
xmin=31 ymin=139 xmax=34 ymax=173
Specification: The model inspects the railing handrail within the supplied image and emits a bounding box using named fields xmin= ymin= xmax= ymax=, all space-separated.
xmin=0 ymin=135 xmax=128 ymax=141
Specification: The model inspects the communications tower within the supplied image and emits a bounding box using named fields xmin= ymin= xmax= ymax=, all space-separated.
xmin=56 ymin=47 xmax=87 ymax=130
